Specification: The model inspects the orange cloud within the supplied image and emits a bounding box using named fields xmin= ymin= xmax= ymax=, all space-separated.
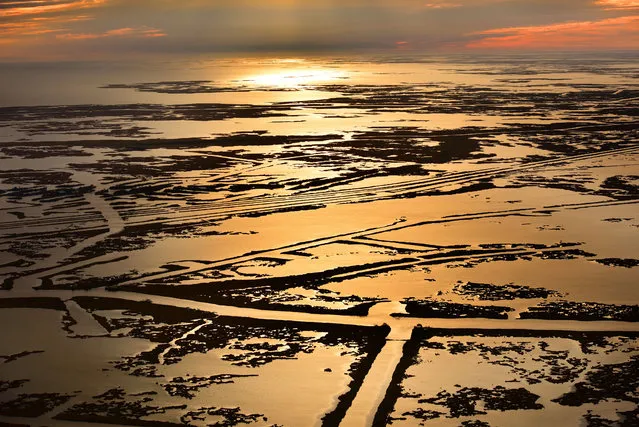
xmin=0 ymin=0 xmax=167 ymax=60
xmin=423 ymin=2 xmax=462 ymax=8
xmin=56 ymin=26 xmax=166 ymax=40
xmin=595 ymin=0 xmax=639 ymax=10
xmin=0 ymin=0 xmax=106 ymax=17
xmin=467 ymin=15 xmax=639 ymax=49
xmin=0 ymin=15 xmax=91 ymax=37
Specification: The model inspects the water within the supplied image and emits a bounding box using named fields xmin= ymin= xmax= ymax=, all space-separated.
xmin=0 ymin=52 xmax=638 ymax=426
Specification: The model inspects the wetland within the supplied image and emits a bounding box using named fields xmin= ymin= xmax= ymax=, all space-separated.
xmin=0 ymin=53 xmax=637 ymax=426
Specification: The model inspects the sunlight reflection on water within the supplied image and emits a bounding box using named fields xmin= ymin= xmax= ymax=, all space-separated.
xmin=240 ymin=68 xmax=349 ymax=88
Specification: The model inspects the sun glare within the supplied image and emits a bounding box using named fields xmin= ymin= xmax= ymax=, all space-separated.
xmin=243 ymin=68 xmax=347 ymax=88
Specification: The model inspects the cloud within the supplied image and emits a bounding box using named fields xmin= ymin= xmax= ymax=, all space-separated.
xmin=594 ymin=0 xmax=639 ymax=10
xmin=0 ymin=1 xmax=107 ymax=43
xmin=0 ymin=0 xmax=106 ymax=18
xmin=423 ymin=2 xmax=462 ymax=9
xmin=1 ymin=0 xmax=637 ymax=60
xmin=56 ymin=26 xmax=166 ymax=40
xmin=0 ymin=14 xmax=91 ymax=37
xmin=467 ymin=15 xmax=639 ymax=49
xmin=0 ymin=0 xmax=166 ymax=59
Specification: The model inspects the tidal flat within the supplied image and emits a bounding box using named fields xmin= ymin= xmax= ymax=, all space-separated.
xmin=0 ymin=53 xmax=638 ymax=426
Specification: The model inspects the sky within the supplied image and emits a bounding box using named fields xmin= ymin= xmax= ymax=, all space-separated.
xmin=0 ymin=0 xmax=638 ymax=60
